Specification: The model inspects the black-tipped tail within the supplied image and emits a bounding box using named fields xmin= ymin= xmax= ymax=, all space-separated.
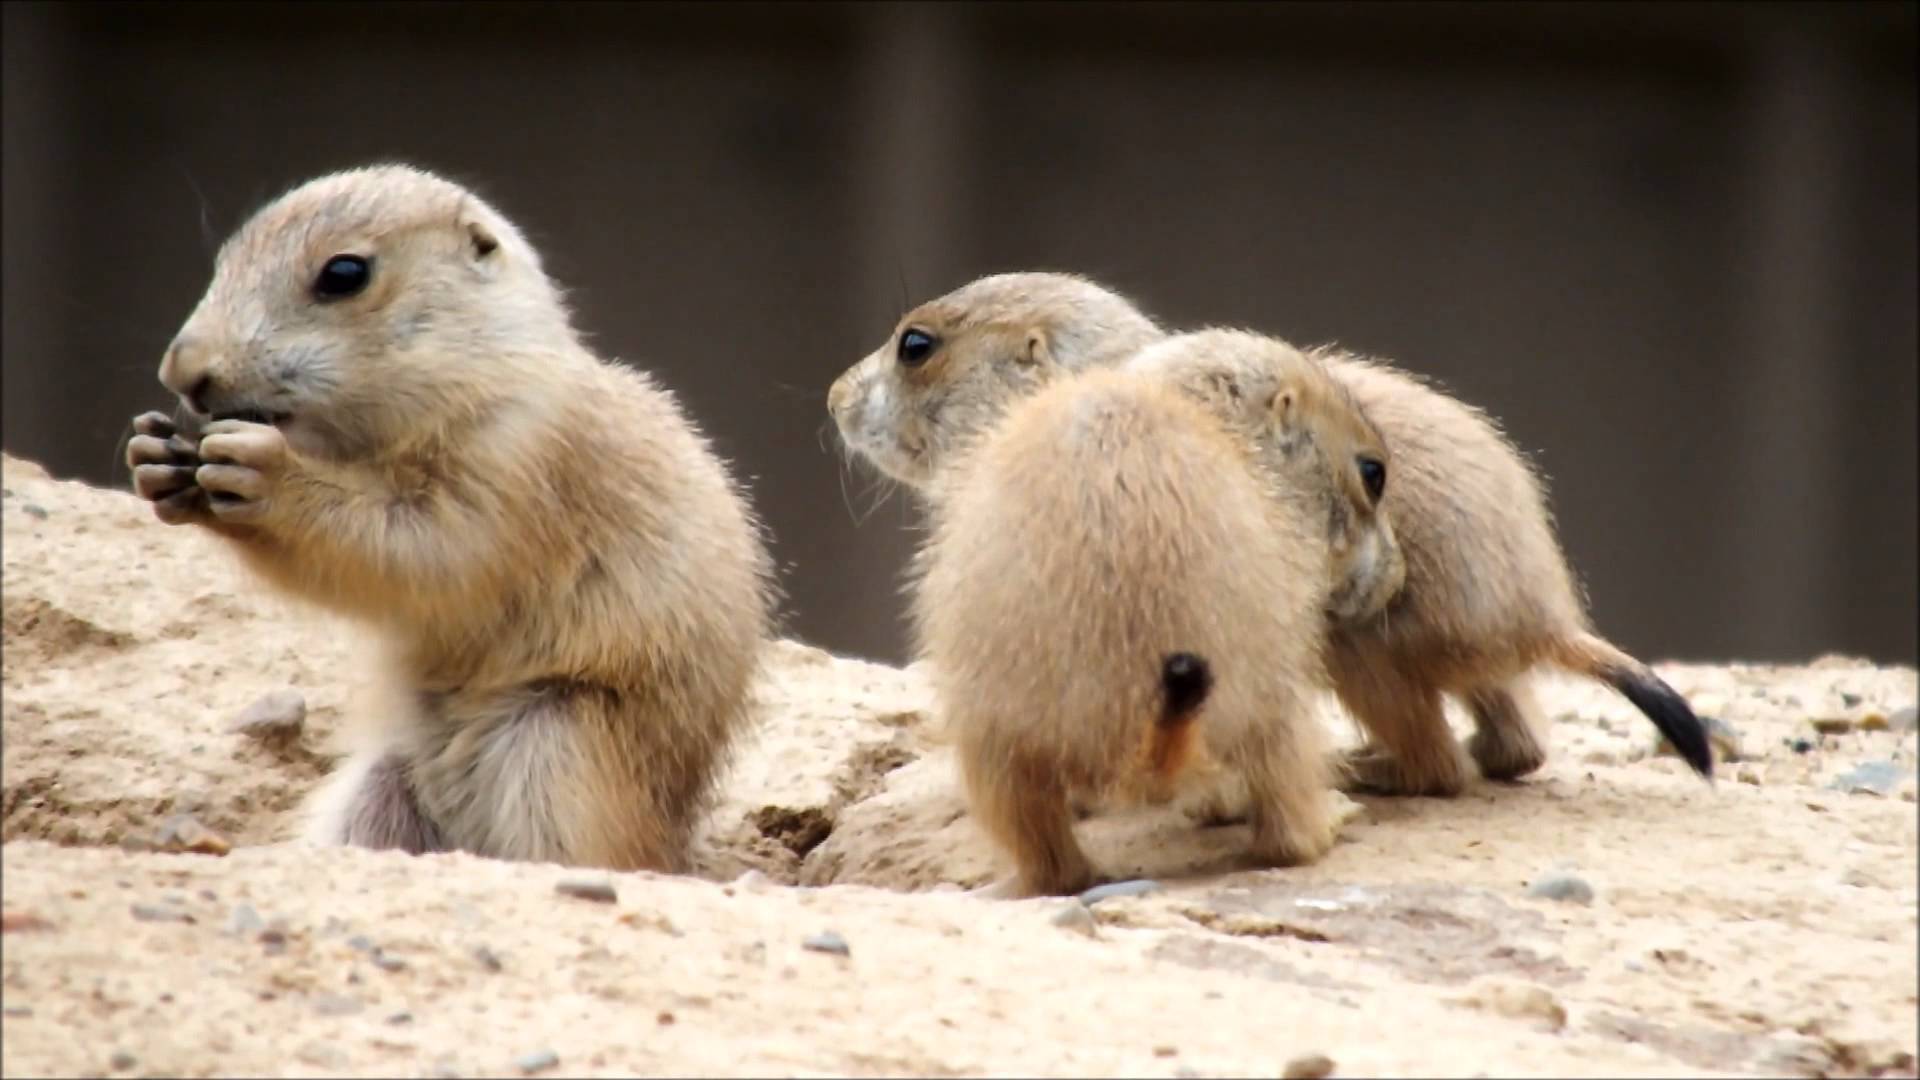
xmin=1602 ymin=665 xmax=1714 ymax=780
xmin=1160 ymin=652 xmax=1213 ymax=724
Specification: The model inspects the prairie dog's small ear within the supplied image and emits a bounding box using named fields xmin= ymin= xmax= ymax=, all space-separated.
xmin=1023 ymin=328 xmax=1052 ymax=367
xmin=466 ymin=220 xmax=501 ymax=260
xmin=1267 ymin=381 xmax=1303 ymax=427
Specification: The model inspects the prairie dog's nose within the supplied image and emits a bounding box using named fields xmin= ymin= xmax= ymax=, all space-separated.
xmin=158 ymin=334 xmax=214 ymax=415
xmin=827 ymin=372 xmax=855 ymax=419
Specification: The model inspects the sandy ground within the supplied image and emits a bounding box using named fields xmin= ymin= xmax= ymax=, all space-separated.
xmin=2 ymin=451 xmax=1916 ymax=1079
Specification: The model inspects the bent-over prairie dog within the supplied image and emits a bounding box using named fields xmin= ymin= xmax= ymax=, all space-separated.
xmin=125 ymin=164 xmax=775 ymax=870
xmin=831 ymin=271 xmax=1713 ymax=795
xmin=913 ymin=367 xmax=1342 ymax=896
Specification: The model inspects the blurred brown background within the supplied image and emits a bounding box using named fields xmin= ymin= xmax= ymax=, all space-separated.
xmin=4 ymin=1 xmax=1914 ymax=667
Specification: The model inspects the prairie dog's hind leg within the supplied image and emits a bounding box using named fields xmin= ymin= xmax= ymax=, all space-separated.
xmin=303 ymin=749 xmax=446 ymax=854
xmin=1332 ymin=665 xmax=1472 ymax=798
xmin=1464 ymin=679 xmax=1549 ymax=782
xmin=962 ymin=754 xmax=1099 ymax=897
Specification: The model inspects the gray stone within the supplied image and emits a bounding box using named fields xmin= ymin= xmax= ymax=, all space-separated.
xmin=801 ymin=930 xmax=850 ymax=957
xmin=1829 ymin=760 xmax=1906 ymax=797
xmin=230 ymin=690 xmax=306 ymax=740
xmin=1526 ymin=874 xmax=1595 ymax=905
xmin=515 ymin=1049 xmax=560 ymax=1074
xmin=1049 ymin=902 xmax=1096 ymax=936
xmin=553 ymin=879 xmax=616 ymax=904
xmin=1079 ymin=879 xmax=1162 ymax=905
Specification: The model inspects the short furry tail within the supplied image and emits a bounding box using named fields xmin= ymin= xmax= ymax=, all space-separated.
xmin=1552 ymin=633 xmax=1713 ymax=781
xmin=1148 ymin=652 xmax=1213 ymax=780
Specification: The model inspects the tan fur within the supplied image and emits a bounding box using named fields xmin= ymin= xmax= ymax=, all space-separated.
xmin=912 ymin=368 xmax=1338 ymax=897
xmin=1122 ymin=329 xmax=1405 ymax=624
xmin=125 ymin=164 xmax=774 ymax=870
xmin=835 ymin=270 xmax=1710 ymax=797
xmin=827 ymin=272 xmax=1165 ymax=490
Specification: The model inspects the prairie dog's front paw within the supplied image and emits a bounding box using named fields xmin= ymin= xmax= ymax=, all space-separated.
xmin=127 ymin=411 xmax=210 ymax=525
xmin=196 ymin=419 xmax=289 ymax=526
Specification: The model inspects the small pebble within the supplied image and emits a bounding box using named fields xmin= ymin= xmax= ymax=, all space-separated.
xmin=1050 ymin=902 xmax=1096 ymax=936
xmin=1790 ymin=737 xmax=1815 ymax=755
xmin=516 ymin=1048 xmax=560 ymax=1074
xmin=152 ymin=813 xmax=231 ymax=856
xmin=1282 ymin=1052 xmax=1336 ymax=1079
xmin=1829 ymin=760 xmax=1906 ymax=797
xmin=372 ymin=949 xmax=408 ymax=972
xmin=1810 ymin=716 xmax=1854 ymax=735
xmin=1526 ymin=874 xmax=1595 ymax=905
xmin=554 ymin=879 xmax=617 ymax=904
xmin=1079 ymin=879 xmax=1162 ymax=905
xmin=1859 ymin=713 xmax=1889 ymax=732
xmin=230 ymin=690 xmax=307 ymax=741
xmin=346 ymin=934 xmax=376 ymax=953
xmin=1889 ymin=704 xmax=1918 ymax=732
xmin=1736 ymin=766 xmax=1762 ymax=786
xmin=802 ymin=930 xmax=850 ymax=957
xmin=1153 ymin=1045 xmax=1178 ymax=1057
xmin=130 ymin=903 xmax=194 ymax=924
xmin=3 ymin=1006 xmax=31 ymax=1018
xmin=109 ymin=1051 xmax=137 ymax=1071
xmin=388 ymin=1011 xmax=414 ymax=1025
xmin=472 ymin=945 xmax=504 ymax=973
xmin=21 ymin=503 xmax=48 ymax=520
xmin=223 ymin=899 xmax=263 ymax=933
xmin=656 ymin=1010 xmax=675 ymax=1026
xmin=1841 ymin=692 xmax=1863 ymax=708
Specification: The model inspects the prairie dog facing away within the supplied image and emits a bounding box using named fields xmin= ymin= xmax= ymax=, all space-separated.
xmin=125 ymin=164 xmax=775 ymax=870
xmin=827 ymin=271 xmax=1165 ymax=490
xmin=831 ymin=271 xmax=1713 ymax=794
xmin=913 ymin=367 xmax=1342 ymax=896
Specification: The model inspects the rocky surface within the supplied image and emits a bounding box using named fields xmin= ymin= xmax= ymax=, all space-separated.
xmin=3 ymin=452 xmax=1916 ymax=1078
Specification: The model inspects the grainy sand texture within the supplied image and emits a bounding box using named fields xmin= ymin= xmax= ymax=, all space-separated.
xmin=3 ymin=452 xmax=1915 ymax=1078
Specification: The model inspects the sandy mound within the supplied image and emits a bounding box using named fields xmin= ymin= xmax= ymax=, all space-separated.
xmin=3 ymin=452 xmax=1916 ymax=1078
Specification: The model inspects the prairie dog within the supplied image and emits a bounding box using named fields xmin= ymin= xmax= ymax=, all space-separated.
xmin=1307 ymin=352 xmax=1712 ymax=793
xmin=1121 ymin=328 xmax=1405 ymax=624
xmin=832 ymin=271 xmax=1713 ymax=794
xmin=124 ymin=164 xmax=774 ymax=871
xmin=914 ymin=367 xmax=1339 ymax=896
xmin=828 ymin=272 xmax=1164 ymax=490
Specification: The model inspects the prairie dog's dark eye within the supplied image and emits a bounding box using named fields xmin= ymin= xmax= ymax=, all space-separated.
xmin=313 ymin=255 xmax=372 ymax=300
xmin=897 ymin=328 xmax=938 ymax=368
xmin=1357 ymin=456 xmax=1387 ymax=505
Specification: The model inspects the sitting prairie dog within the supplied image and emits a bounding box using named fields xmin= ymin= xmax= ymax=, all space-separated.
xmin=124 ymin=164 xmax=775 ymax=871
xmin=914 ymin=367 xmax=1342 ymax=896
xmin=828 ymin=271 xmax=1164 ymax=490
xmin=831 ymin=271 xmax=1713 ymax=795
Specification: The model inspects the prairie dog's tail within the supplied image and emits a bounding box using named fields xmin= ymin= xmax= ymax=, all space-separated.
xmin=1148 ymin=652 xmax=1214 ymax=780
xmin=1550 ymin=633 xmax=1713 ymax=780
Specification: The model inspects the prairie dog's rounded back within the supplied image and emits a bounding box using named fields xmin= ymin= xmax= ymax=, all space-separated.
xmin=913 ymin=367 xmax=1328 ymax=796
xmin=1323 ymin=355 xmax=1584 ymax=665
xmin=829 ymin=272 xmax=1164 ymax=489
